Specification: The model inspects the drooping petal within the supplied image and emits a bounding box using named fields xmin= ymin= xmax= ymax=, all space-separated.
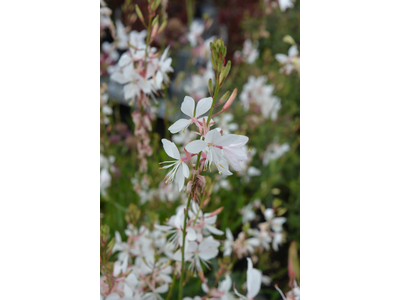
xmin=206 ymin=225 xmax=224 ymax=235
xmin=275 ymin=53 xmax=288 ymax=64
xmin=288 ymin=45 xmax=299 ymax=57
xmin=168 ymin=119 xmax=192 ymax=133
xmin=181 ymin=96 xmax=195 ymax=117
xmin=155 ymin=283 xmax=169 ymax=294
xmin=195 ymin=97 xmax=213 ymax=118
xmin=110 ymin=72 xmax=130 ymax=85
xmin=123 ymin=83 xmax=137 ymax=99
xmin=246 ymin=258 xmax=262 ymax=299
xmin=175 ymin=164 xmax=185 ymax=191
xmin=185 ymin=140 xmax=207 ymax=154
xmin=161 ymin=139 xmax=180 ymax=160
xmin=182 ymin=162 xmax=190 ymax=178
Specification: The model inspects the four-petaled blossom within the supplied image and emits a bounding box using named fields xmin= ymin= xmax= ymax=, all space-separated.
xmin=234 ymin=258 xmax=262 ymax=300
xmin=185 ymin=129 xmax=249 ymax=175
xmin=160 ymin=139 xmax=189 ymax=191
xmin=168 ymin=96 xmax=213 ymax=134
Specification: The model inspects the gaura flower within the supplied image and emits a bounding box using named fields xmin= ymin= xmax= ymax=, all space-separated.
xmin=185 ymin=129 xmax=249 ymax=175
xmin=160 ymin=139 xmax=189 ymax=191
xmin=168 ymin=96 xmax=213 ymax=134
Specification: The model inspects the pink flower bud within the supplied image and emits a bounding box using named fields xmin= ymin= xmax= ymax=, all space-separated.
xmin=222 ymin=88 xmax=237 ymax=110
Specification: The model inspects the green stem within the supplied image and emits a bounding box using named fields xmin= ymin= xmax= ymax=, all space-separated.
xmin=178 ymin=76 xmax=221 ymax=300
xmin=206 ymin=78 xmax=220 ymax=127
xmin=144 ymin=15 xmax=152 ymax=70
xmin=186 ymin=0 xmax=193 ymax=27
xmin=178 ymin=154 xmax=201 ymax=300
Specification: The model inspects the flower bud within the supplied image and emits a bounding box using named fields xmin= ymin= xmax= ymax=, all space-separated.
xmin=222 ymin=88 xmax=237 ymax=110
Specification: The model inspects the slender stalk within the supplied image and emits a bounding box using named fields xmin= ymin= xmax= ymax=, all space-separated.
xmin=144 ymin=15 xmax=152 ymax=70
xmin=178 ymin=77 xmax=221 ymax=300
xmin=186 ymin=0 xmax=193 ymax=27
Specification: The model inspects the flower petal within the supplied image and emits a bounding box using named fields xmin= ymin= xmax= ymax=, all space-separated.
xmin=182 ymin=161 xmax=190 ymax=178
xmin=175 ymin=164 xmax=185 ymax=191
xmin=246 ymin=258 xmax=262 ymax=299
xmin=195 ymin=97 xmax=213 ymax=118
xmin=110 ymin=72 xmax=129 ymax=85
xmin=168 ymin=118 xmax=192 ymax=134
xmin=185 ymin=140 xmax=207 ymax=154
xmin=161 ymin=139 xmax=180 ymax=159
xmin=275 ymin=53 xmax=288 ymax=64
xmin=181 ymin=96 xmax=195 ymax=117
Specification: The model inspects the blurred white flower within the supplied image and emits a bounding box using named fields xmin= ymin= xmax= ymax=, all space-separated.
xmin=263 ymin=142 xmax=290 ymax=166
xmin=275 ymin=45 xmax=300 ymax=75
xmin=278 ymin=0 xmax=295 ymax=12
xmin=187 ymin=20 xmax=205 ymax=47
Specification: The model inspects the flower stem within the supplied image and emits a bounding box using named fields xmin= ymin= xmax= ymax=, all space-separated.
xmin=178 ymin=153 xmax=201 ymax=300
xmin=178 ymin=78 xmax=221 ymax=300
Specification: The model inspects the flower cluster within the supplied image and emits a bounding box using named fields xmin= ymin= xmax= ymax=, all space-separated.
xmin=239 ymin=75 xmax=281 ymax=121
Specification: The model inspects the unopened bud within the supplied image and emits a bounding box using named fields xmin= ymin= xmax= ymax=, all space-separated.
xmin=135 ymin=5 xmax=144 ymax=22
xmin=208 ymin=78 xmax=213 ymax=96
xmin=214 ymin=90 xmax=230 ymax=107
xmin=222 ymin=88 xmax=237 ymax=110
xmin=283 ymin=35 xmax=296 ymax=45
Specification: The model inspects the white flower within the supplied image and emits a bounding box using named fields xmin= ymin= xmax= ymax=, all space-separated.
xmin=160 ymin=139 xmax=189 ymax=192
xmin=278 ymin=0 xmax=295 ymax=12
xmin=234 ymin=258 xmax=262 ymax=300
xmin=115 ymin=20 xmax=128 ymax=50
xmin=242 ymin=39 xmax=259 ymax=64
xmin=174 ymin=236 xmax=220 ymax=272
xmin=110 ymin=59 xmax=152 ymax=100
xmin=214 ymin=113 xmax=238 ymax=135
xmin=275 ymin=45 xmax=300 ymax=75
xmin=240 ymin=203 xmax=256 ymax=224
xmin=223 ymin=228 xmax=234 ymax=256
xmin=271 ymin=217 xmax=286 ymax=251
xmin=155 ymin=206 xmax=197 ymax=247
xmin=239 ymin=75 xmax=281 ymax=120
xmin=185 ymin=129 xmax=249 ymax=175
xmin=168 ymin=96 xmax=213 ymax=133
xmin=263 ymin=142 xmax=290 ymax=166
xmin=187 ymin=20 xmax=205 ymax=47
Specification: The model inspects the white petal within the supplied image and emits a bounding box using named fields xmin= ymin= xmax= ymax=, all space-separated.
xmin=186 ymin=227 xmax=197 ymax=241
xmin=155 ymin=283 xmax=169 ymax=294
xmin=185 ymin=140 xmax=207 ymax=154
xmin=175 ymin=164 xmax=185 ymax=191
xmin=246 ymin=258 xmax=262 ymax=299
xmin=182 ymin=162 xmax=190 ymax=178
xmin=168 ymin=119 xmax=192 ymax=134
xmin=275 ymin=53 xmax=288 ymax=64
xmin=205 ymin=129 xmax=222 ymax=144
xmin=161 ymin=139 xmax=180 ymax=159
xmin=123 ymin=83 xmax=136 ymax=99
xmin=181 ymin=96 xmax=195 ymax=117
xmin=226 ymin=228 xmax=234 ymax=241
xmin=217 ymin=134 xmax=241 ymax=147
xmin=195 ymin=97 xmax=213 ymax=118
xmin=118 ymin=52 xmax=131 ymax=67
xmin=198 ymin=247 xmax=219 ymax=260
xmin=288 ymin=45 xmax=299 ymax=57
xmin=206 ymin=225 xmax=224 ymax=235
xmin=110 ymin=72 xmax=129 ymax=84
